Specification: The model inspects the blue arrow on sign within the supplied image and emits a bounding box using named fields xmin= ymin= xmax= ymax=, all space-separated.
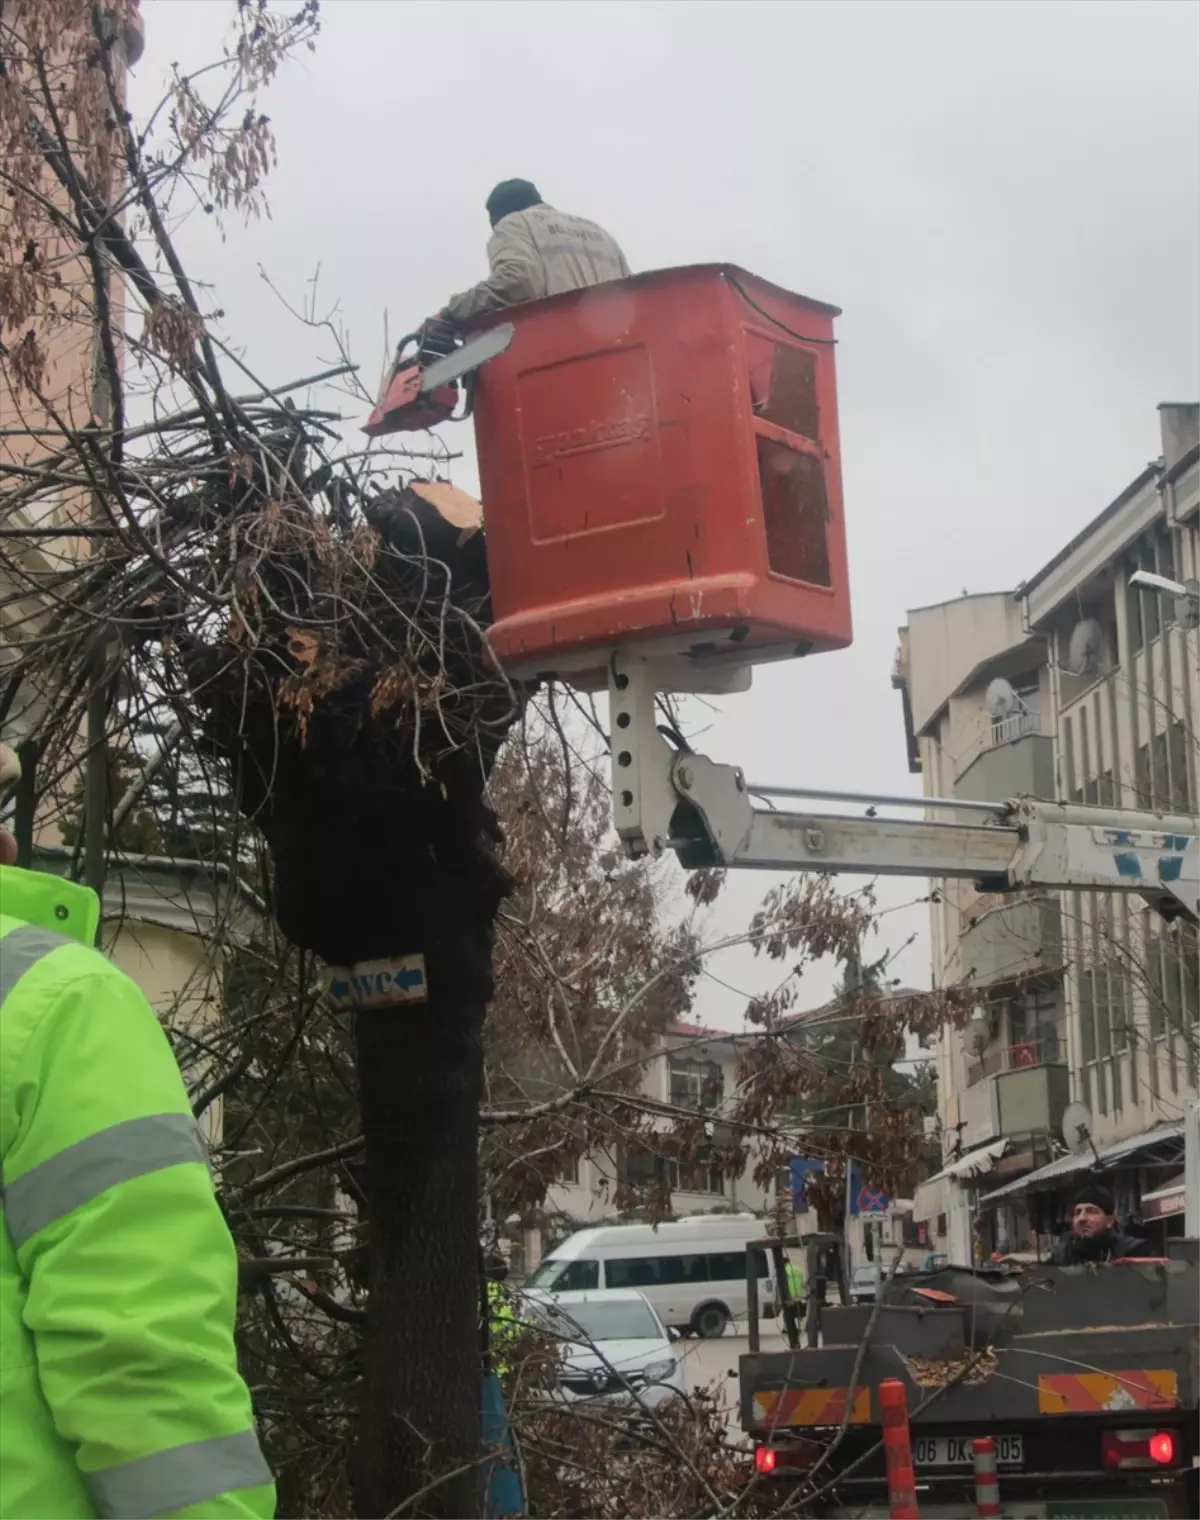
xmin=324 ymin=955 xmax=428 ymax=1010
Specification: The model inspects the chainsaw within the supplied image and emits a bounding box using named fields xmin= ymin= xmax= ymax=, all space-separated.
xmin=363 ymin=319 xmax=514 ymax=438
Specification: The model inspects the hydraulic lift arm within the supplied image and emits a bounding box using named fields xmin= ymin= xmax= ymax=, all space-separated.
xmin=608 ymin=657 xmax=1199 ymax=925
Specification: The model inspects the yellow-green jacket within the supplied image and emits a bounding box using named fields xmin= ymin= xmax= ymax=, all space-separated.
xmin=488 ymin=1279 xmax=518 ymax=1376
xmin=0 ymin=865 xmax=275 ymax=1519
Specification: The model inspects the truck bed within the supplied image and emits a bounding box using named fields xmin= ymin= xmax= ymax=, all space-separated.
xmin=741 ymin=1260 xmax=1199 ymax=1517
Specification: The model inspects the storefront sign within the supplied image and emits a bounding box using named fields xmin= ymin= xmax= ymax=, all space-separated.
xmin=1142 ymin=1188 xmax=1185 ymax=1219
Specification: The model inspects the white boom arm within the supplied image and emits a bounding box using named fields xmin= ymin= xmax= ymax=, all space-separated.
xmin=609 ymin=657 xmax=1199 ymax=924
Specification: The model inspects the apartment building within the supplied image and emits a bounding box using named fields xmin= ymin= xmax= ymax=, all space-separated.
xmin=0 ymin=8 xmax=241 ymax=1099
xmin=1 ymin=0 xmax=145 ymax=741
xmin=513 ymin=1022 xmax=773 ymax=1273
xmin=897 ymin=403 xmax=1198 ymax=1262
xmin=1 ymin=3 xmax=144 ymax=671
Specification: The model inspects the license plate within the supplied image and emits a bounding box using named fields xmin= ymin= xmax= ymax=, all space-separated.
xmin=1043 ymin=1504 xmax=1167 ymax=1518
xmin=913 ymin=1433 xmax=1024 ymax=1467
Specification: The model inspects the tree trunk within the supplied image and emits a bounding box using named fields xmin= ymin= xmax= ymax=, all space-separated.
xmin=351 ymin=888 xmax=494 ymax=1519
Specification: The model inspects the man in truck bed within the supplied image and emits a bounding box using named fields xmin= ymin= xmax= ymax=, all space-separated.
xmin=1052 ymin=1181 xmax=1152 ymax=1264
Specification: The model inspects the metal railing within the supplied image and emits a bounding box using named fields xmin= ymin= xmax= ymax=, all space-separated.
xmin=965 ymin=1034 xmax=1063 ymax=1086
xmin=989 ymin=711 xmax=1042 ymax=747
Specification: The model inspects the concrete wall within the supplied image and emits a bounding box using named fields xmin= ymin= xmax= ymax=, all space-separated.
xmin=960 ymin=897 xmax=1063 ymax=986
xmin=956 ymin=734 xmax=1055 ymax=803
xmin=105 ymin=917 xmax=226 ymax=1148
xmin=994 ymin=1063 xmax=1071 ymax=1139
xmin=902 ymin=594 xmax=1033 ymax=738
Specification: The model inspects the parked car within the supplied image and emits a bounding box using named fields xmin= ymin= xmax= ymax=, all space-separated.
xmin=521 ymin=1288 xmax=687 ymax=1408
xmin=524 ymin=1214 xmax=770 ymax=1337
xmin=847 ymin=1264 xmax=879 ymax=1304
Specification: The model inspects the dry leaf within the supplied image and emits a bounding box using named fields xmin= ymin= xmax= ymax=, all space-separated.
xmin=286 ymin=627 xmax=318 ymax=665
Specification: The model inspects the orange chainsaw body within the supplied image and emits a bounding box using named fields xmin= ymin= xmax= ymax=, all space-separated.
xmin=363 ymin=360 xmax=458 ymax=437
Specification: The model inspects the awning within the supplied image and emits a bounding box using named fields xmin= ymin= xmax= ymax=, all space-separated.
xmin=1141 ymin=1174 xmax=1187 ymax=1220
xmin=925 ymin=1138 xmax=1009 ymax=1185
xmin=978 ymin=1120 xmax=1185 ymax=1208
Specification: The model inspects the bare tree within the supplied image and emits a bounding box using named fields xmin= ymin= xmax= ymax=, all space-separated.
xmin=0 ymin=8 xmax=974 ymax=1516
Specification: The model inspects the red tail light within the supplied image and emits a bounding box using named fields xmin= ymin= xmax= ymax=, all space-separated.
xmin=753 ymin=1439 xmax=823 ymax=1475
xmin=1101 ymin=1429 xmax=1180 ymax=1470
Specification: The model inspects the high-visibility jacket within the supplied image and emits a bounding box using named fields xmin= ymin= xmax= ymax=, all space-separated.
xmin=444 ymin=203 xmax=631 ymax=323
xmin=783 ymin=1259 xmax=805 ymax=1303
xmin=487 ymin=1279 xmax=518 ymax=1377
xmin=0 ymin=864 xmax=275 ymax=1520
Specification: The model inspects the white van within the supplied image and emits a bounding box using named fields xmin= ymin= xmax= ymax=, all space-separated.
xmin=524 ymin=1214 xmax=770 ymax=1338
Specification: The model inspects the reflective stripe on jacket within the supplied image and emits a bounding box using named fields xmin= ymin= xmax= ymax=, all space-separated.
xmin=444 ymin=203 xmax=631 ymax=323
xmin=0 ymin=864 xmax=275 ymax=1520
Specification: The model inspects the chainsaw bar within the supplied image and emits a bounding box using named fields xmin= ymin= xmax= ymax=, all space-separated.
xmin=419 ymin=322 xmax=514 ymax=392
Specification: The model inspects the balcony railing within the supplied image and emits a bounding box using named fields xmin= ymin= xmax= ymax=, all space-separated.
xmin=989 ymin=711 xmax=1042 ymax=747
xmin=966 ymin=1034 xmax=1062 ymax=1087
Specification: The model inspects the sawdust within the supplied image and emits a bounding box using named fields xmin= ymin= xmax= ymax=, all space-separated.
xmin=904 ymin=1346 xmax=999 ymax=1387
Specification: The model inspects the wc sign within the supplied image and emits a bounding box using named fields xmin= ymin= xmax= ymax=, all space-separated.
xmin=325 ymin=954 xmax=428 ymax=1011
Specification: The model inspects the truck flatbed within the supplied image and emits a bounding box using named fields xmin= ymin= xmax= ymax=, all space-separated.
xmin=741 ymin=1255 xmax=1199 ymax=1519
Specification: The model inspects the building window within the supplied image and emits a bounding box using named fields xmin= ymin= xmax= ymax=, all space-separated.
xmin=556 ymin=1154 xmax=580 ymax=1186
xmin=668 ymin=1057 xmax=724 ymax=1112
xmin=623 ymin=1145 xmax=662 ymax=1191
xmin=1064 ymin=715 xmax=1078 ymax=799
xmin=1136 ymin=743 xmax=1153 ymax=809
xmin=1167 ymin=721 xmax=1196 ymax=814
xmin=667 ymin=1155 xmax=725 ymax=1196
xmin=1079 ymin=967 xmax=1096 ymax=1065
xmin=1127 ymin=526 xmax=1178 ymax=651
xmin=1148 ymin=924 xmax=1199 ymax=1069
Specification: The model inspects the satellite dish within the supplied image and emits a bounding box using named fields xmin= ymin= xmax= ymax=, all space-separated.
xmin=984 ymin=678 xmax=1020 ymax=719
xmin=963 ymin=1014 xmax=990 ymax=1057
xmin=1060 ymin=1101 xmax=1095 ymax=1154
xmin=1067 ymin=618 xmax=1105 ymax=678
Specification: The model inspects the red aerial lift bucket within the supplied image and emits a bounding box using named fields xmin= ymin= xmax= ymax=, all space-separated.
xmin=466 ymin=264 xmax=851 ymax=687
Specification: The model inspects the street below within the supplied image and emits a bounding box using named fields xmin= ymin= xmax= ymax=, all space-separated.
xmin=675 ymin=1326 xmax=788 ymax=1440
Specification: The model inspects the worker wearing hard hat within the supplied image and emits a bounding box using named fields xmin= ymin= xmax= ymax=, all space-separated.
xmin=422 ymin=179 xmax=631 ymax=352
xmin=0 ymin=743 xmax=275 ymax=1518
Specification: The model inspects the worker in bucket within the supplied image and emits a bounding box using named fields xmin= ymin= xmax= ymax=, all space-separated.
xmin=1052 ymin=1181 xmax=1151 ymax=1265
xmin=0 ymin=742 xmax=275 ymax=1519
xmin=421 ymin=178 xmax=632 ymax=355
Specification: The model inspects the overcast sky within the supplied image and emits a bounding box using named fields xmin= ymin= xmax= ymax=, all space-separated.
xmin=133 ymin=0 xmax=1199 ymax=1025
